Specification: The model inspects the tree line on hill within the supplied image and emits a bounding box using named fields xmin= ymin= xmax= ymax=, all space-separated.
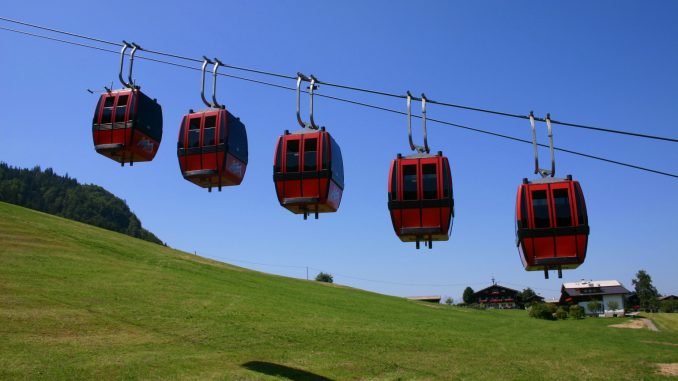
xmin=0 ymin=163 xmax=162 ymax=245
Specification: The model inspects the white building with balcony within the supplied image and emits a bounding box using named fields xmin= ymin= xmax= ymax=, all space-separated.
xmin=559 ymin=280 xmax=630 ymax=317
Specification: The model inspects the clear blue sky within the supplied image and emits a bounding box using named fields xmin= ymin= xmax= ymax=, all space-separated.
xmin=1 ymin=1 xmax=676 ymax=301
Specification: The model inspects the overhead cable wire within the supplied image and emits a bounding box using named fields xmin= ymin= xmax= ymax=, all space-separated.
xmin=0 ymin=26 xmax=296 ymax=91
xmin=2 ymin=16 xmax=677 ymax=143
xmin=307 ymin=267 xmax=487 ymax=287
xmin=1 ymin=25 xmax=677 ymax=179
xmin=498 ymin=281 xmax=561 ymax=293
xmin=204 ymin=254 xmax=487 ymax=288
xmin=217 ymin=256 xmax=308 ymax=269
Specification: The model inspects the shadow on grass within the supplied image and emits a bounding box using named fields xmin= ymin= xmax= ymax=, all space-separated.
xmin=242 ymin=361 xmax=334 ymax=381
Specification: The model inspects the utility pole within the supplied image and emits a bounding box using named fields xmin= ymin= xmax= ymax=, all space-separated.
xmin=306 ymin=267 xmax=309 ymax=280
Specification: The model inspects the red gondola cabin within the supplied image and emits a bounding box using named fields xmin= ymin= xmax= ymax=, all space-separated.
xmin=92 ymin=88 xmax=162 ymax=165
xmin=273 ymin=128 xmax=344 ymax=219
xmin=177 ymin=108 xmax=248 ymax=191
xmin=388 ymin=152 xmax=454 ymax=249
xmin=515 ymin=176 xmax=589 ymax=278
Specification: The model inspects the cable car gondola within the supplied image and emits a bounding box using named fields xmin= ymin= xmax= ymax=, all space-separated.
xmin=92 ymin=42 xmax=162 ymax=166
xmin=273 ymin=74 xmax=344 ymax=219
xmin=177 ymin=58 xmax=248 ymax=191
xmin=388 ymin=93 xmax=454 ymax=249
xmin=515 ymin=112 xmax=590 ymax=278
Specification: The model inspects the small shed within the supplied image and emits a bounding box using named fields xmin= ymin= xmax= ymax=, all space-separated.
xmin=406 ymin=295 xmax=442 ymax=304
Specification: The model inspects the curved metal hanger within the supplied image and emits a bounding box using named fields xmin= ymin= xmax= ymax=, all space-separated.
xmin=421 ymin=93 xmax=430 ymax=153
xmin=127 ymin=43 xmax=140 ymax=88
xmin=200 ymin=56 xmax=214 ymax=107
xmin=199 ymin=57 xmax=225 ymax=109
xmin=529 ymin=111 xmax=555 ymax=177
xmin=295 ymin=73 xmax=321 ymax=130
xmin=295 ymin=73 xmax=308 ymax=128
xmin=308 ymin=75 xmax=321 ymax=130
xmin=212 ymin=58 xmax=225 ymax=109
xmin=118 ymin=41 xmax=131 ymax=88
xmin=118 ymin=41 xmax=141 ymax=89
xmin=200 ymin=56 xmax=214 ymax=108
xmin=406 ymin=91 xmax=430 ymax=154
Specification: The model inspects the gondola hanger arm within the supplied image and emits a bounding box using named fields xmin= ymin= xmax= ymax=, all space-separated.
xmin=296 ymin=72 xmax=311 ymax=129
xmin=212 ymin=57 xmax=224 ymax=109
xmin=118 ymin=41 xmax=132 ymax=88
xmin=529 ymin=110 xmax=556 ymax=178
xmin=308 ymin=75 xmax=322 ymax=130
xmin=127 ymin=42 xmax=141 ymax=89
xmin=406 ymin=91 xmax=430 ymax=153
xmin=421 ymin=93 xmax=430 ymax=154
xmin=200 ymin=56 xmax=214 ymax=108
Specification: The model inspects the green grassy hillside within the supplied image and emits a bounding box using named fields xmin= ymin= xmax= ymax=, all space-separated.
xmin=0 ymin=201 xmax=676 ymax=380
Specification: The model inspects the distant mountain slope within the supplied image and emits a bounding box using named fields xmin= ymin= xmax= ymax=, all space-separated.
xmin=0 ymin=201 xmax=675 ymax=380
xmin=0 ymin=163 xmax=161 ymax=244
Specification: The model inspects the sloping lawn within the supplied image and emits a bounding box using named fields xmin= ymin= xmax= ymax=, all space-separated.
xmin=1 ymin=201 xmax=676 ymax=380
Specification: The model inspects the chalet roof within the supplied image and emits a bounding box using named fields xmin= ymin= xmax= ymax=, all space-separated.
xmin=563 ymin=280 xmax=623 ymax=288
xmin=406 ymin=295 xmax=442 ymax=303
xmin=659 ymin=295 xmax=677 ymax=301
xmin=472 ymin=284 xmax=520 ymax=296
xmin=561 ymin=280 xmax=630 ymax=297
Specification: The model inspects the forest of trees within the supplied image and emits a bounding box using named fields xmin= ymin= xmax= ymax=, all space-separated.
xmin=0 ymin=163 xmax=161 ymax=245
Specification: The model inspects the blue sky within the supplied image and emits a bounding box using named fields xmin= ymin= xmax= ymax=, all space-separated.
xmin=1 ymin=1 xmax=676 ymax=301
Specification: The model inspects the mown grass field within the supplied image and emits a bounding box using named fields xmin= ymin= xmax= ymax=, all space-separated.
xmin=1 ymin=201 xmax=676 ymax=380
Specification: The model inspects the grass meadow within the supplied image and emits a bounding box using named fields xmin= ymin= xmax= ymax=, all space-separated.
xmin=1 ymin=202 xmax=676 ymax=380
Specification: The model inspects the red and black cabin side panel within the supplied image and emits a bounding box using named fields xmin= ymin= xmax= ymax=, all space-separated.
xmin=177 ymin=108 xmax=248 ymax=190
xmin=387 ymin=152 xmax=454 ymax=246
xmin=92 ymin=88 xmax=163 ymax=165
xmin=515 ymin=177 xmax=589 ymax=272
xmin=272 ymin=129 xmax=344 ymax=217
